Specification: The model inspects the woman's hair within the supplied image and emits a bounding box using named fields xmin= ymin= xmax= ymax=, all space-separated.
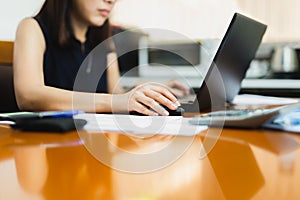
xmin=36 ymin=0 xmax=111 ymax=49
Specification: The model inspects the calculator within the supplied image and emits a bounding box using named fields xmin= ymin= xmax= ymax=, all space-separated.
xmin=189 ymin=107 xmax=283 ymax=128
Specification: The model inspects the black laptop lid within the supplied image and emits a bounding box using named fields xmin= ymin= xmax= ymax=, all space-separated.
xmin=190 ymin=13 xmax=267 ymax=111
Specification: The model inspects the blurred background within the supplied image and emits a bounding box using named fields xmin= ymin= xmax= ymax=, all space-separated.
xmin=1 ymin=0 xmax=300 ymax=42
xmin=1 ymin=0 xmax=300 ymax=96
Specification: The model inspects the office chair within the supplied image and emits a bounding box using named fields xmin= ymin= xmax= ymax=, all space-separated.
xmin=0 ymin=41 xmax=20 ymax=112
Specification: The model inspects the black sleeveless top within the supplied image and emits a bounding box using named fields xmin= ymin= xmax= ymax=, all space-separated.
xmin=34 ymin=17 xmax=112 ymax=93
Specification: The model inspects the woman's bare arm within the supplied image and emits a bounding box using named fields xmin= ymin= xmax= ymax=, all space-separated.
xmin=106 ymin=52 xmax=125 ymax=94
xmin=13 ymin=18 xmax=115 ymax=112
xmin=13 ymin=18 xmax=179 ymax=115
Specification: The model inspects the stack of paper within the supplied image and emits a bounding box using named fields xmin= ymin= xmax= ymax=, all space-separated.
xmin=76 ymin=114 xmax=207 ymax=136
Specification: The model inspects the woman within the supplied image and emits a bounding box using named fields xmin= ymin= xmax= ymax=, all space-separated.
xmin=13 ymin=0 xmax=189 ymax=116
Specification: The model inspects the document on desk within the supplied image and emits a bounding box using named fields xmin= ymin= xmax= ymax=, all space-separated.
xmin=75 ymin=114 xmax=207 ymax=136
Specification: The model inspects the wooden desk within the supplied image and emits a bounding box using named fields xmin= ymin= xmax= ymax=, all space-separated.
xmin=0 ymin=121 xmax=300 ymax=200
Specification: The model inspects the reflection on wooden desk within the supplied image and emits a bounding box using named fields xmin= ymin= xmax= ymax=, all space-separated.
xmin=0 ymin=123 xmax=300 ymax=199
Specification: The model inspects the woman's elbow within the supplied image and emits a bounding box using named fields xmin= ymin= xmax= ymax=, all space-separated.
xmin=14 ymin=85 xmax=50 ymax=111
xmin=15 ymin=89 xmax=39 ymax=111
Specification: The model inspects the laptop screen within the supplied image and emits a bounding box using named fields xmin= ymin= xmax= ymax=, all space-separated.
xmin=188 ymin=13 xmax=267 ymax=111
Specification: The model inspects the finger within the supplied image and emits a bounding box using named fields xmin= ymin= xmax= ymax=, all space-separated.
xmin=136 ymin=95 xmax=169 ymax=116
xmin=134 ymin=102 xmax=159 ymax=116
xmin=150 ymin=86 xmax=180 ymax=106
xmin=144 ymin=89 xmax=178 ymax=111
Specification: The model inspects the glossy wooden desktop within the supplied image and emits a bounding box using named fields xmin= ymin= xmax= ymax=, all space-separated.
xmin=1 ymin=111 xmax=300 ymax=200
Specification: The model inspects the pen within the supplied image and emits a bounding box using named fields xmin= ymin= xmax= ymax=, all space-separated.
xmin=0 ymin=110 xmax=84 ymax=121
xmin=37 ymin=110 xmax=84 ymax=118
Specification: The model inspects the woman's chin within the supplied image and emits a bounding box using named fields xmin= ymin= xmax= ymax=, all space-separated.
xmin=91 ymin=18 xmax=107 ymax=27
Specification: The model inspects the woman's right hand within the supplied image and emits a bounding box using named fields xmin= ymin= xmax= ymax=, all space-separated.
xmin=114 ymin=82 xmax=180 ymax=116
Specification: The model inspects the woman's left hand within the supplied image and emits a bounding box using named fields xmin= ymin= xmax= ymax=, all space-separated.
xmin=165 ymin=80 xmax=190 ymax=98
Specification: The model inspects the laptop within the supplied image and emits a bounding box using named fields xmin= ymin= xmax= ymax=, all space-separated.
xmin=181 ymin=13 xmax=267 ymax=112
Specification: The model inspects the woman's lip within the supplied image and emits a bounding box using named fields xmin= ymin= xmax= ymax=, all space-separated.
xmin=99 ymin=9 xmax=110 ymax=17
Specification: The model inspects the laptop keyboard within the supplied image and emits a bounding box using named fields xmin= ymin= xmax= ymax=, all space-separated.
xmin=178 ymin=94 xmax=196 ymax=104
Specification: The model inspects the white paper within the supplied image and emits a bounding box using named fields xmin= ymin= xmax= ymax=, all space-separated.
xmin=75 ymin=113 xmax=207 ymax=136
xmin=0 ymin=121 xmax=15 ymax=125
xmin=232 ymin=94 xmax=298 ymax=105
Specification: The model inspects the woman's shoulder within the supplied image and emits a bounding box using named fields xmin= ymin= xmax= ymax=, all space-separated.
xmin=15 ymin=17 xmax=46 ymax=49
xmin=18 ymin=17 xmax=39 ymax=28
xmin=16 ymin=17 xmax=42 ymax=35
